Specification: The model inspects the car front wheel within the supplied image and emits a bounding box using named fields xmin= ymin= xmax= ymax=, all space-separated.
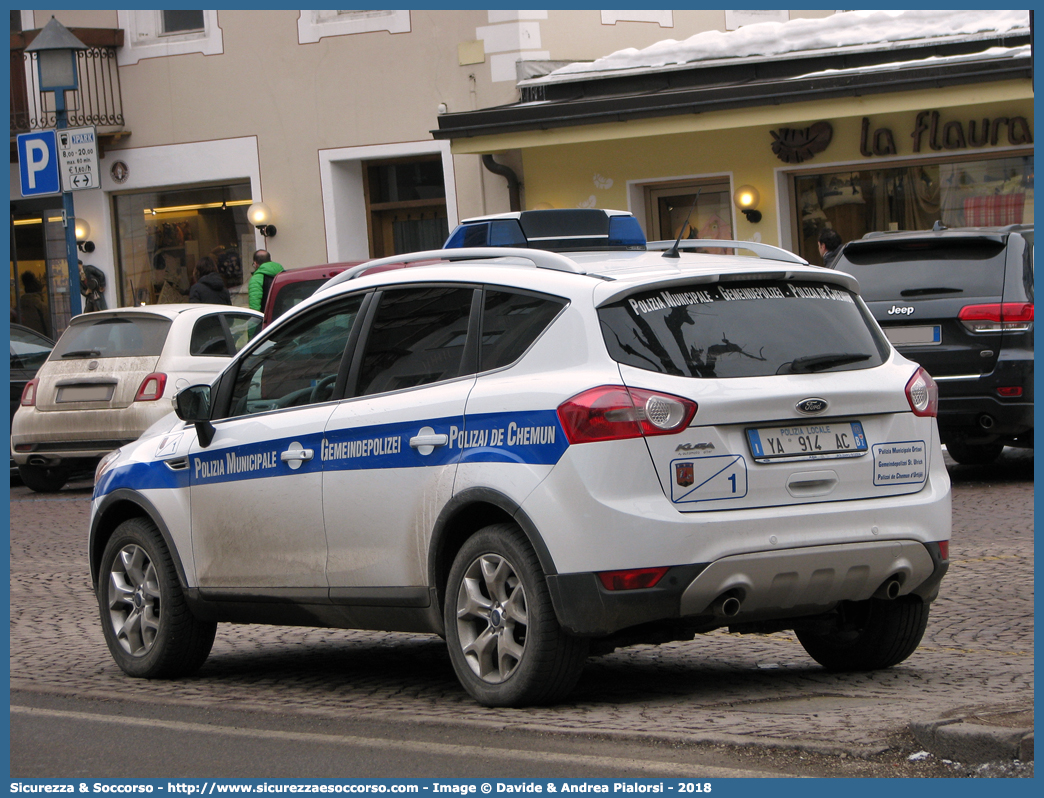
xmin=444 ymin=523 xmax=588 ymax=707
xmin=796 ymin=596 xmax=929 ymax=672
xmin=98 ymin=517 xmax=216 ymax=678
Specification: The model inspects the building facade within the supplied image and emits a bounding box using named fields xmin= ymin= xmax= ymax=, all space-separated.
xmin=9 ymin=9 xmax=840 ymax=334
xmin=435 ymin=10 xmax=1033 ymax=265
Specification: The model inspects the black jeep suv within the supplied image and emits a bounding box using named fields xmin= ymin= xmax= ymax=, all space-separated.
xmin=835 ymin=224 xmax=1033 ymax=465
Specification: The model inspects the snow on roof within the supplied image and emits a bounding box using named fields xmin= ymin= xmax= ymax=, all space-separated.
xmin=538 ymin=10 xmax=1030 ymax=81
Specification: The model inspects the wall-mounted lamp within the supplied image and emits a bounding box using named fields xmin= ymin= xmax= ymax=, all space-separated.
xmin=74 ymin=218 xmax=95 ymax=252
xmin=247 ymin=202 xmax=276 ymax=238
xmin=734 ymin=185 xmax=762 ymax=223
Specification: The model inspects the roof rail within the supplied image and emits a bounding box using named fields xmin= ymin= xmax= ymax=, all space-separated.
xmin=316 ymin=247 xmax=586 ymax=294
xmin=646 ymin=239 xmax=808 ymax=265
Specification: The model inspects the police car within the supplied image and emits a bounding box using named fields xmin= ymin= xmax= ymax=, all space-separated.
xmin=90 ymin=231 xmax=950 ymax=707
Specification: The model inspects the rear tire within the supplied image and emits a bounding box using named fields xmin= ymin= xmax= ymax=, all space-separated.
xmin=944 ymin=438 xmax=1004 ymax=465
xmin=98 ymin=517 xmax=216 ymax=678
xmin=444 ymin=523 xmax=588 ymax=707
xmin=796 ymin=597 xmax=929 ymax=672
xmin=17 ymin=463 xmax=69 ymax=493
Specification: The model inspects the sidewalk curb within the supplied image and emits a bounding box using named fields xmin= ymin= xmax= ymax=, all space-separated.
xmin=910 ymin=717 xmax=1034 ymax=765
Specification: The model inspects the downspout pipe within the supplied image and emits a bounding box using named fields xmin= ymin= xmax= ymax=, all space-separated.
xmin=482 ymin=154 xmax=521 ymax=212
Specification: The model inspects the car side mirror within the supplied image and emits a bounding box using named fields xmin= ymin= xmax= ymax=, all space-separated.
xmin=175 ymin=385 xmax=216 ymax=448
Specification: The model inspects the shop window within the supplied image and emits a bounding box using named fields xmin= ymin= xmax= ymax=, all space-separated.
xmin=644 ymin=180 xmax=735 ymax=247
xmin=365 ymin=158 xmax=449 ymax=258
xmin=10 ymin=206 xmax=70 ymax=338
xmin=113 ymin=184 xmax=254 ymax=307
xmin=793 ymin=155 xmax=1034 ymax=265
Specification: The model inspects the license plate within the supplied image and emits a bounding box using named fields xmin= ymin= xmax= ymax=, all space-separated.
xmin=746 ymin=421 xmax=868 ymax=462
xmin=56 ymin=384 xmax=115 ymax=402
xmin=885 ymin=325 xmax=942 ymax=346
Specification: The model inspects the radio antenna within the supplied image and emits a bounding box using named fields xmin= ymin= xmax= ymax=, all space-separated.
xmin=662 ymin=189 xmax=702 ymax=259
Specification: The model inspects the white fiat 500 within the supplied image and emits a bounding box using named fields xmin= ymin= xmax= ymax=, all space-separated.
xmin=90 ymin=236 xmax=950 ymax=707
xmin=13 ymin=304 xmax=262 ymax=492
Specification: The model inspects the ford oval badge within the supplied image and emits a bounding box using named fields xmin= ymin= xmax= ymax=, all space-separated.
xmin=796 ymin=398 xmax=828 ymax=415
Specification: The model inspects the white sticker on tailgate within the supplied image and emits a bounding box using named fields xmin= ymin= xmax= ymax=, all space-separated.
xmin=872 ymin=440 xmax=928 ymax=486
xmin=671 ymin=455 xmax=748 ymax=503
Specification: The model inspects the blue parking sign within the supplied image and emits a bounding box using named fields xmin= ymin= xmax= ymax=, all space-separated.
xmin=17 ymin=130 xmax=61 ymax=197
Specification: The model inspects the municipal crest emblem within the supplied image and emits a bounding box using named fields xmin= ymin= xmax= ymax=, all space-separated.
xmin=676 ymin=462 xmax=694 ymax=487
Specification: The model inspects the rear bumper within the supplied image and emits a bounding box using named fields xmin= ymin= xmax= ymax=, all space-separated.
xmin=935 ymin=356 xmax=1033 ymax=439
xmin=548 ymin=540 xmax=948 ymax=636
xmin=10 ymin=403 xmax=168 ymax=464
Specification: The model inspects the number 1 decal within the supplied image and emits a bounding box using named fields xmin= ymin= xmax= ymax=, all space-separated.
xmin=671 ymin=455 xmax=748 ymax=504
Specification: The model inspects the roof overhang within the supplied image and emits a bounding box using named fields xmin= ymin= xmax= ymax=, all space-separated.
xmin=433 ymin=34 xmax=1032 ymax=144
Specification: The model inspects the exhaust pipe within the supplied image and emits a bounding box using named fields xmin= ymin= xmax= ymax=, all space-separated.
xmin=979 ymin=414 xmax=995 ymax=430
xmin=27 ymin=455 xmax=60 ymax=467
xmin=710 ymin=594 xmax=742 ymax=618
xmin=873 ymin=577 xmax=902 ymax=601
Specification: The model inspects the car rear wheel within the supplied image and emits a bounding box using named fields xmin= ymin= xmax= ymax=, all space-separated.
xmin=98 ymin=517 xmax=216 ymax=678
xmin=796 ymin=597 xmax=929 ymax=672
xmin=944 ymin=438 xmax=1005 ymax=465
xmin=444 ymin=523 xmax=588 ymax=707
xmin=17 ymin=463 xmax=69 ymax=493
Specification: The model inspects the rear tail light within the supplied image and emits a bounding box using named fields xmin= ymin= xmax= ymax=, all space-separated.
xmin=134 ymin=373 xmax=167 ymax=402
xmin=557 ymin=385 xmax=697 ymax=444
xmin=997 ymin=386 xmax=1023 ymax=398
xmin=958 ymin=302 xmax=1034 ymax=333
xmin=20 ymin=378 xmax=39 ymax=407
xmin=598 ymin=566 xmax=671 ymax=591
xmin=938 ymin=541 xmax=949 ymax=561
xmin=905 ymin=367 xmax=938 ymax=417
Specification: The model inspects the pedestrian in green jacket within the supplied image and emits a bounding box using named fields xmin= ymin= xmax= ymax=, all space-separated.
xmin=248 ymin=249 xmax=284 ymax=312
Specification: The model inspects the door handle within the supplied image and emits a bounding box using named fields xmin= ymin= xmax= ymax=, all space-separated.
xmin=410 ymin=426 xmax=449 ymax=456
xmin=280 ymin=442 xmax=314 ymax=470
xmin=409 ymin=434 xmax=449 ymax=448
xmin=280 ymin=449 xmax=315 ymax=462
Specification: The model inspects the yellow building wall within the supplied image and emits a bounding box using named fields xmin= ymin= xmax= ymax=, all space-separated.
xmin=471 ymin=87 xmax=1033 ymax=248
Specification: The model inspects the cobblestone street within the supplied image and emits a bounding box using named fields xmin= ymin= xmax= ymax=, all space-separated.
xmin=9 ymin=452 xmax=1033 ymax=759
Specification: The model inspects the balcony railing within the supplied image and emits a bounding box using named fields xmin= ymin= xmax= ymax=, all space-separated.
xmin=10 ymin=28 xmax=125 ymax=138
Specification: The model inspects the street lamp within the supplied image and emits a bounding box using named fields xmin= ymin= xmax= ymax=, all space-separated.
xmin=25 ymin=17 xmax=88 ymax=315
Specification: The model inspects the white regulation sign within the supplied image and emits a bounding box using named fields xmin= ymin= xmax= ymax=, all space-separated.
xmin=57 ymin=126 xmax=100 ymax=191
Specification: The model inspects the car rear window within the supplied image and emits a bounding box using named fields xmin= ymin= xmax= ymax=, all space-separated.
xmin=272 ymin=279 xmax=326 ymax=320
xmin=837 ymin=240 xmax=1006 ymax=301
xmin=599 ymin=279 xmax=888 ymax=379
xmin=480 ymin=290 xmax=566 ymax=371
xmin=50 ymin=316 xmax=172 ymax=360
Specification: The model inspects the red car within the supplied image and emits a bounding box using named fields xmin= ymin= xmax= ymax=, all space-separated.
xmin=262 ymin=262 xmax=363 ymax=326
xmin=263 ymin=259 xmax=439 ymax=325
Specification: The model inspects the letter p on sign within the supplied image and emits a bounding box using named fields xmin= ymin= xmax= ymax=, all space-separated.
xmin=17 ymin=130 xmax=60 ymax=197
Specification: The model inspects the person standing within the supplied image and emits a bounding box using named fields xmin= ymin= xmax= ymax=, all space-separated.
xmin=18 ymin=272 xmax=51 ymax=337
xmin=188 ymin=256 xmax=232 ymax=304
xmin=817 ymin=228 xmax=843 ymax=269
xmin=247 ymin=249 xmax=284 ymax=312
xmin=79 ymin=260 xmax=108 ymax=313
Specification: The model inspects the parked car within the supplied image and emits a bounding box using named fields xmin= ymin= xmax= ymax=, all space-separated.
xmin=263 ymin=262 xmax=363 ymax=326
xmin=10 ymin=323 xmax=54 ymax=423
xmin=89 ymin=232 xmax=950 ymax=707
xmin=835 ymin=224 xmax=1033 ymax=465
xmin=11 ymin=304 xmax=262 ymax=492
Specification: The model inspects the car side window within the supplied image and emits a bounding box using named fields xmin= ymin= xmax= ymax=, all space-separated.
xmin=355 ymin=286 xmax=476 ymax=397
xmin=190 ymin=315 xmax=232 ymax=357
xmin=480 ymin=289 xmax=567 ymax=371
xmin=227 ymin=296 xmax=363 ymax=418
xmin=225 ymin=313 xmax=263 ymax=352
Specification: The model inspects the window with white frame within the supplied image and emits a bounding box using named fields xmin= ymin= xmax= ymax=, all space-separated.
xmin=298 ymin=9 xmax=411 ymax=43
xmin=117 ymin=10 xmax=223 ymax=65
